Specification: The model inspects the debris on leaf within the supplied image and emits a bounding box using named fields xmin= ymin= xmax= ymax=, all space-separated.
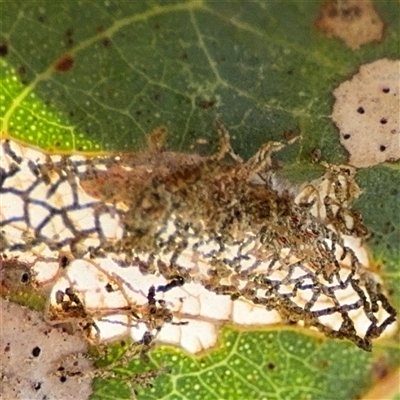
xmin=0 ymin=124 xmax=397 ymax=354
xmin=315 ymin=0 xmax=384 ymax=49
xmin=332 ymin=59 xmax=400 ymax=167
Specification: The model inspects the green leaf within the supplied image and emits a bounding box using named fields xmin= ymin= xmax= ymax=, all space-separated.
xmin=2 ymin=0 xmax=397 ymax=157
xmin=355 ymin=167 xmax=400 ymax=310
xmin=89 ymin=327 xmax=399 ymax=400
xmin=1 ymin=1 xmax=399 ymax=399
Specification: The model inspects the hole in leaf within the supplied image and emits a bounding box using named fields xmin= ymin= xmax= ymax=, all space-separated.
xmin=105 ymin=283 xmax=114 ymax=293
xmin=20 ymin=272 xmax=30 ymax=283
xmin=32 ymin=346 xmax=41 ymax=357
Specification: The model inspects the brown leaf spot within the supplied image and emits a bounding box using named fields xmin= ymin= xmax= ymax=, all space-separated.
xmin=102 ymin=38 xmax=111 ymax=48
xmin=53 ymin=54 xmax=75 ymax=72
xmin=315 ymin=0 xmax=384 ymax=49
xmin=198 ymin=99 xmax=215 ymax=109
xmin=283 ymin=129 xmax=296 ymax=141
xmin=96 ymin=26 xmax=111 ymax=47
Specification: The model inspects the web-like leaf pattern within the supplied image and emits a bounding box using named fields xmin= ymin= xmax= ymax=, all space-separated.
xmin=0 ymin=136 xmax=396 ymax=353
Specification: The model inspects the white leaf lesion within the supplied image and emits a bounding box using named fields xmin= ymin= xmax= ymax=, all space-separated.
xmin=0 ymin=125 xmax=397 ymax=355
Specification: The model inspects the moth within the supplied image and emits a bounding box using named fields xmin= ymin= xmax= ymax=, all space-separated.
xmin=0 ymin=124 xmax=396 ymax=353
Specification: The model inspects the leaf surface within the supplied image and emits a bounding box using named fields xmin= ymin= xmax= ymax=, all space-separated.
xmin=1 ymin=1 xmax=399 ymax=399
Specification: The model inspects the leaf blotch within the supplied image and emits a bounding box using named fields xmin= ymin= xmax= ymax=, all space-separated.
xmin=53 ymin=54 xmax=75 ymax=72
xmin=315 ymin=0 xmax=384 ymax=49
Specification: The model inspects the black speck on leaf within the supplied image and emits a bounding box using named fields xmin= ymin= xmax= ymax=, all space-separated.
xmin=105 ymin=283 xmax=114 ymax=292
xmin=32 ymin=346 xmax=41 ymax=357
xmin=60 ymin=255 xmax=69 ymax=268
xmin=102 ymin=38 xmax=111 ymax=47
xmin=267 ymin=362 xmax=276 ymax=370
xmin=20 ymin=272 xmax=30 ymax=283
xmin=0 ymin=42 xmax=8 ymax=57
xmin=64 ymin=28 xmax=74 ymax=48
xmin=199 ymin=99 xmax=216 ymax=109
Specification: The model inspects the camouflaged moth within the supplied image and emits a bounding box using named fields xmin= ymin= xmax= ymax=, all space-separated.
xmin=0 ymin=124 xmax=396 ymax=353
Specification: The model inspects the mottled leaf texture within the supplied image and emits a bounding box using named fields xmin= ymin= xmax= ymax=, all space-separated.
xmin=0 ymin=135 xmax=396 ymax=350
xmin=1 ymin=1 xmax=399 ymax=400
